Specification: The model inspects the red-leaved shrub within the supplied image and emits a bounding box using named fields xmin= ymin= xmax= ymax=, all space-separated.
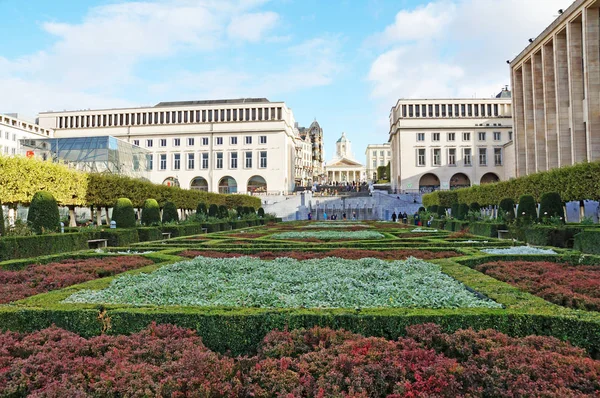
xmin=476 ymin=261 xmax=600 ymax=311
xmin=0 ymin=256 xmax=153 ymax=304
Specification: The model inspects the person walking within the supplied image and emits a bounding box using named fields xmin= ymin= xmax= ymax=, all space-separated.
xmin=324 ymin=211 xmax=328 ymax=220
xmin=392 ymin=212 xmax=397 ymax=222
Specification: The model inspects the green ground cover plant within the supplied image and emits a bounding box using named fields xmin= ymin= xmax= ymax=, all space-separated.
xmin=271 ymin=230 xmax=384 ymax=240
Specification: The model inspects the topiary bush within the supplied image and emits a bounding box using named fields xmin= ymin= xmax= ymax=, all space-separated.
xmin=517 ymin=195 xmax=537 ymax=223
xmin=208 ymin=204 xmax=219 ymax=218
xmin=0 ymin=201 xmax=4 ymax=237
xmin=27 ymin=191 xmax=60 ymax=234
xmin=451 ymin=203 xmax=459 ymax=219
xmin=257 ymin=207 xmax=265 ymax=218
xmin=418 ymin=207 xmax=426 ymax=213
xmin=218 ymin=205 xmax=229 ymax=219
xmin=196 ymin=202 xmax=207 ymax=216
xmin=469 ymin=202 xmax=481 ymax=212
xmin=498 ymin=198 xmax=515 ymax=222
xmin=245 ymin=206 xmax=255 ymax=216
xmin=112 ymin=198 xmax=136 ymax=228
xmin=436 ymin=206 xmax=446 ymax=217
xmin=539 ymin=192 xmax=564 ymax=222
xmin=457 ymin=204 xmax=469 ymax=221
xmin=428 ymin=205 xmax=439 ymax=215
xmin=237 ymin=206 xmax=245 ymax=217
xmin=161 ymin=201 xmax=179 ymax=223
xmin=141 ymin=199 xmax=160 ymax=226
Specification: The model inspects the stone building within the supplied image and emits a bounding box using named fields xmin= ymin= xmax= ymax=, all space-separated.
xmin=324 ymin=132 xmax=365 ymax=184
xmin=297 ymin=120 xmax=325 ymax=183
xmin=510 ymin=0 xmax=600 ymax=177
xmin=0 ymin=114 xmax=53 ymax=156
xmin=365 ymin=143 xmax=392 ymax=182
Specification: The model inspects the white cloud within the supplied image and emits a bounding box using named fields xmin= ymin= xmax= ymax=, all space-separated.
xmin=227 ymin=12 xmax=279 ymax=42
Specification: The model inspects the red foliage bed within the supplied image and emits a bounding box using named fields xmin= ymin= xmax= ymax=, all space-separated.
xmin=476 ymin=260 xmax=600 ymax=312
xmin=0 ymin=256 xmax=154 ymax=304
xmin=0 ymin=323 xmax=597 ymax=396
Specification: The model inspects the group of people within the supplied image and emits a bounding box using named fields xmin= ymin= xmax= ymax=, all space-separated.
xmin=307 ymin=211 xmax=358 ymax=221
xmin=391 ymin=211 xmax=409 ymax=223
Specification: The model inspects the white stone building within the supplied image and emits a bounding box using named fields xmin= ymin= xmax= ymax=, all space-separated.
xmin=0 ymin=114 xmax=53 ymax=156
xmin=388 ymin=91 xmax=514 ymax=193
xmin=365 ymin=143 xmax=392 ymax=182
xmin=324 ymin=132 xmax=365 ymax=184
xmin=38 ymin=99 xmax=305 ymax=194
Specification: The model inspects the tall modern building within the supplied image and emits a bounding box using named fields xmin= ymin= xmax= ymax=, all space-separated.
xmin=388 ymin=92 xmax=514 ymax=193
xmin=365 ymin=143 xmax=392 ymax=182
xmin=38 ymin=99 xmax=310 ymax=194
xmin=510 ymin=0 xmax=600 ymax=177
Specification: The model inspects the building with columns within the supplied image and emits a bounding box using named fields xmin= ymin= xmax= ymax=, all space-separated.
xmin=324 ymin=132 xmax=365 ymax=184
xmin=0 ymin=114 xmax=53 ymax=156
xmin=365 ymin=143 xmax=392 ymax=182
xmin=510 ymin=0 xmax=600 ymax=177
xmin=388 ymin=92 xmax=514 ymax=193
xmin=37 ymin=98 xmax=308 ymax=194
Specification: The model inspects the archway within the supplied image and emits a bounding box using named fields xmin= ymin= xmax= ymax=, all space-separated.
xmin=450 ymin=173 xmax=471 ymax=190
xmin=247 ymin=175 xmax=267 ymax=193
xmin=480 ymin=173 xmax=500 ymax=185
xmin=419 ymin=173 xmax=440 ymax=193
xmin=162 ymin=177 xmax=180 ymax=188
xmin=190 ymin=177 xmax=209 ymax=191
xmin=218 ymin=176 xmax=237 ymax=194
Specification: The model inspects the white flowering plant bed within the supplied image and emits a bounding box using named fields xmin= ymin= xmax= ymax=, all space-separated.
xmin=271 ymin=231 xmax=384 ymax=240
xmin=481 ymin=246 xmax=557 ymax=255
xmin=304 ymin=223 xmax=368 ymax=228
xmin=411 ymin=228 xmax=439 ymax=233
xmin=64 ymin=256 xmax=501 ymax=309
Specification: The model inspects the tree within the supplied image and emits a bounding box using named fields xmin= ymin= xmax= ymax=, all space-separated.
xmin=27 ymin=191 xmax=60 ymax=234
xmin=196 ymin=202 xmax=207 ymax=216
xmin=208 ymin=204 xmax=219 ymax=218
xmin=498 ymin=198 xmax=515 ymax=222
xmin=162 ymin=201 xmax=179 ymax=223
xmin=539 ymin=192 xmax=564 ymax=222
xmin=218 ymin=205 xmax=229 ymax=219
xmin=237 ymin=206 xmax=245 ymax=217
xmin=112 ymin=198 xmax=136 ymax=228
xmin=517 ymin=195 xmax=537 ymax=222
xmin=451 ymin=203 xmax=459 ymax=219
xmin=257 ymin=207 xmax=265 ymax=218
xmin=141 ymin=199 xmax=161 ymax=226
xmin=0 ymin=201 xmax=5 ymax=236
xmin=457 ymin=204 xmax=470 ymax=221
xmin=469 ymin=202 xmax=481 ymax=212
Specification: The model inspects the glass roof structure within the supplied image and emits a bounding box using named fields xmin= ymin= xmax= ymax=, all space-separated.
xmin=20 ymin=136 xmax=151 ymax=179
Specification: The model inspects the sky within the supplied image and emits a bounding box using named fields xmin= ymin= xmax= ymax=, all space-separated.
xmin=0 ymin=0 xmax=574 ymax=163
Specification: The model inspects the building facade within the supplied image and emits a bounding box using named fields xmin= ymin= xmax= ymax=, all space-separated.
xmin=388 ymin=93 xmax=514 ymax=193
xmin=365 ymin=143 xmax=392 ymax=182
xmin=324 ymin=132 xmax=365 ymax=184
xmin=38 ymin=99 xmax=302 ymax=194
xmin=510 ymin=0 xmax=600 ymax=177
xmin=0 ymin=114 xmax=53 ymax=156
xmin=298 ymin=120 xmax=325 ymax=183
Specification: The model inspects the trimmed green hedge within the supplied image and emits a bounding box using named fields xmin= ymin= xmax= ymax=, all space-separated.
xmin=574 ymin=230 xmax=600 ymax=254
xmin=444 ymin=220 xmax=468 ymax=232
xmin=0 ymin=233 xmax=93 ymax=261
xmin=136 ymin=227 xmax=163 ymax=242
xmin=112 ymin=198 xmax=136 ymax=228
xmin=27 ymin=191 xmax=60 ymax=234
xmin=141 ymin=199 xmax=161 ymax=226
xmin=162 ymin=224 xmax=205 ymax=238
xmin=469 ymin=222 xmax=506 ymax=238
xmin=524 ymin=225 xmax=582 ymax=248
xmin=100 ymin=229 xmax=139 ymax=247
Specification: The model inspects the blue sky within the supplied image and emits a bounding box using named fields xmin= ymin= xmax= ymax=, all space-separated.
xmin=0 ymin=0 xmax=572 ymax=163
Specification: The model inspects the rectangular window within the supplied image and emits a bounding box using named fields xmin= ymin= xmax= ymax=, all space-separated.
xmin=148 ymin=154 xmax=153 ymax=170
xmin=230 ymin=136 xmax=237 ymax=145
xmin=159 ymin=154 xmax=167 ymax=170
xmin=493 ymin=131 xmax=501 ymax=141
xmin=133 ymin=140 xmax=140 ymax=146
xmin=187 ymin=153 xmax=195 ymax=169
xmin=379 ymin=159 xmax=385 ymax=166
xmin=387 ymin=150 xmax=391 ymax=156
xmin=448 ymin=148 xmax=456 ymax=166
xmin=448 ymin=132 xmax=455 ymax=141
xmin=216 ymin=137 xmax=223 ymax=145
xmin=259 ymin=151 xmax=267 ymax=168
xmin=146 ymin=139 xmax=153 ymax=148
xmin=245 ymin=136 xmax=252 ymax=145
xmin=464 ymin=148 xmax=472 ymax=166
xmin=479 ymin=148 xmax=487 ymax=166
xmin=173 ymin=153 xmax=181 ymax=170
xmin=187 ymin=138 xmax=195 ymax=146
xmin=508 ymin=131 xmax=513 ymax=141
xmin=202 ymin=137 xmax=209 ymax=146
xmin=478 ymin=132 xmax=486 ymax=141
xmin=494 ymin=148 xmax=503 ymax=166
xmin=230 ymin=152 xmax=238 ymax=169
xmin=259 ymin=135 xmax=267 ymax=144
xmin=216 ymin=152 xmax=223 ymax=169
xmin=379 ymin=150 xmax=384 ymax=156
xmin=433 ymin=148 xmax=441 ymax=166
xmin=202 ymin=153 xmax=209 ymax=169
xmin=159 ymin=139 xmax=167 ymax=147
xmin=432 ymin=133 xmax=440 ymax=141
xmin=417 ymin=133 xmax=425 ymax=141
xmin=462 ymin=132 xmax=471 ymax=141
xmin=372 ymin=150 xmax=377 ymax=157
xmin=417 ymin=148 xmax=426 ymax=166
xmin=372 ymin=160 xmax=377 ymax=168
xmin=245 ymin=151 xmax=252 ymax=168
xmin=173 ymin=138 xmax=181 ymax=147
xmin=409 ymin=105 xmax=414 ymax=117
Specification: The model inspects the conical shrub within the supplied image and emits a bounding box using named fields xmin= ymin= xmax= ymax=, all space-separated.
xmin=196 ymin=202 xmax=207 ymax=216
xmin=161 ymin=201 xmax=179 ymax=223
xmin=141 ymin=199 xmax=160 ymax=226
xmin=498 ymin=198 xmax=515 ymax=222
xmin=208 ymin=204 xmax=219 ymax=218
xmin=517 ymin=195 xmax=537 ymax=222
xmin=539 ymin=192 xmax=564 ymax=221
xmin=112 ymin=198 xmax=136 ymax=228
xmin=27 ymin=191 xmax=60 ymax=234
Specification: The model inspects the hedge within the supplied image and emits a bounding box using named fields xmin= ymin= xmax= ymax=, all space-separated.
xmin=524 ymin=225 xmax=581 ymax=248
xmin=468 ymin=222 xmax=506 ymax=238
xmin=517 ymin=195 xmax=537 ymax=221
xmin=141 ymin=199 xmax=161 ymax=226
xmin=539 ymin=192 xmax=564 ymax=221
xmin=161 ymin=201 xmax=179 ymax=223
xmin=161 ymin=224 xmax=205 ymax=238
xmin=27 ymin=191 xmax=60 ymax=234
xmin=0 ymin=155 xmax=261 ymax=209
xmin=574 ymin=230 xmax=600 ymax=254
xmin=423 ymin=161 xmax=600 ymax=206
xmin=0 ymin=233 xmax=93 ymax=261
xmin=136 ymin=227 xmax=163 ymax=242
xmin=111 ymin=198 xmax=136 ymax=228
xmin=100 ymin=229 xmax=139 ymax=247
xmin=0 ymin=202 xmax=5 ymax=237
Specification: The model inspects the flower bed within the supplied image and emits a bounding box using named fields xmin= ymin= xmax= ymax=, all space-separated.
xmin=179 ymin=249 xmax=462 ymax=260
xmin=0 ymin=256 xmax=154 ymax=304
xmin=303 ymin=223 xmax=368 ymax=228
xmin=476 ymin=260 xmax=600 ymax=311
xmin=412 ymin=228 xmax=438 ymax=232
xmin=65 ymin=256 xmax=500 ymax=309
xmin=481 ymin=246 xmax=557 ymax=255
xmin=271 ymin=231 xmax=384 ymax=240
xmin=0 ymin=323 xmax=597 ymax=397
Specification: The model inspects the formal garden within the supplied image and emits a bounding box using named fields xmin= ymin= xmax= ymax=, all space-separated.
xmin=1 ymin=156 xmax=600 ymax=395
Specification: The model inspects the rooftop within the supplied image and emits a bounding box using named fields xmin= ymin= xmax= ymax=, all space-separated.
xmin=154 ymin=98 xmax=271 ymax=107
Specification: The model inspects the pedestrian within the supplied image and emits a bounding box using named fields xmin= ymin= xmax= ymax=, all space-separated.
xmin=308 ymin=212 xmax=312 ymax=221
xmin=392 ymin=212 xmax=397 ymax=222
xmin=352 ymin=212 xmax=356 ymax=220
xmin=324 ymin=211 xmax=328 ymax=220
xmin=343 ymin=212 xmax=347 ymax=220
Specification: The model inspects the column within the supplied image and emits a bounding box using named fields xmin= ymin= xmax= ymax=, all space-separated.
xmin=584 ymin=6 xmax=600 ymax=161
xmin=513 ymin=65 xmax=526 ymax=177
xmin=567 ymin=18 xmax=587 ymax=163
xmin=555 ymin=29 xmax=572 ymax=167
xmin=543 ymin=41 xmax=559 ymax=170
xmin=532 ymin=50 xmax=547 ymax=172
xmin=523 ymin=59 xmax=536 ymax=175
